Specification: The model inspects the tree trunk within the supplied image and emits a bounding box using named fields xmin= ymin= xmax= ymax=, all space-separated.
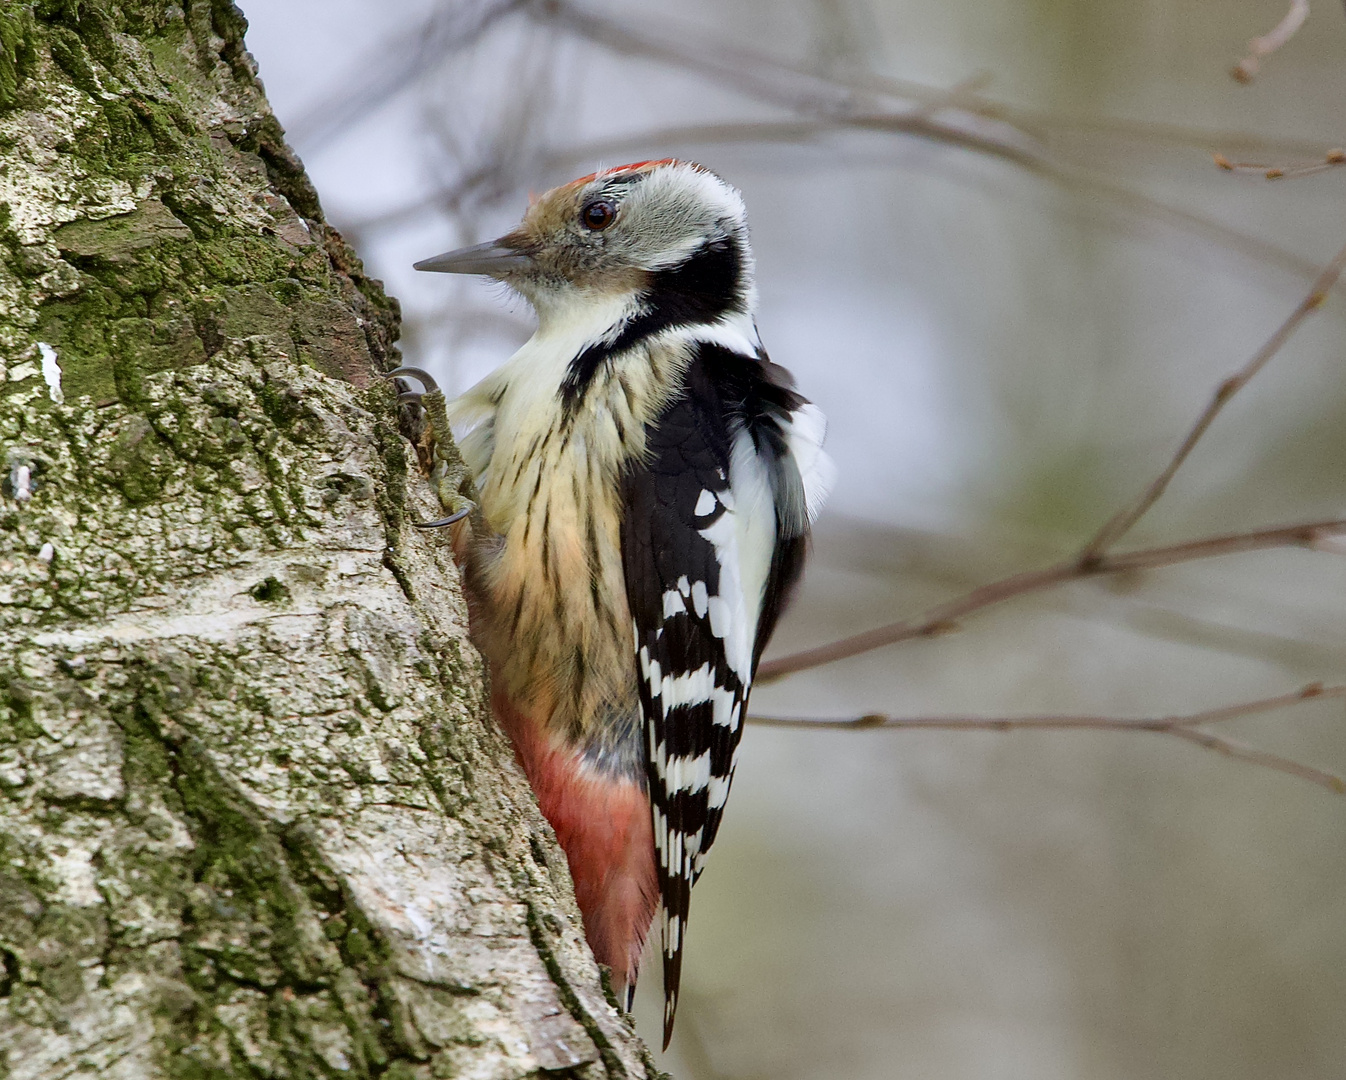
xmin=0 ymin=3 xmax=657 ymax=1076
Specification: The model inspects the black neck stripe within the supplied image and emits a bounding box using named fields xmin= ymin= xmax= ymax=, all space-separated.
xmin=559 ymin=233 xmax=747 ymax=415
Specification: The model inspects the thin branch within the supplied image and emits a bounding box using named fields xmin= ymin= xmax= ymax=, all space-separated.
xmin=1004 ymin=112 xmax=1336 ymax=161
xmin=757 ymin=519 xmax=1346 ymax=682
xmin=1164 ymin=726 xmax=1344 ymax=794
xmin=752 ymin=682 xmax=1346 ymax=731
xmin=528 ymin=0 xmax=1346 ymax=317
xmin=542 ymin=0 xmax=1333 ymax=164
xmin=541 ymin=1 xmax=1345 ymax=164
xmin=1076 ymin=235 xmax=1346 ymax=562
xmin=1232 ymin=0 xmax=1311 ymax=83
xmin=749 ymin=684 xmax=1346 ymax=796
xmin=1214 ymin=147 xmax=1346 ymax=180
xmin=538 ymin=0 xmax=934 ymax=117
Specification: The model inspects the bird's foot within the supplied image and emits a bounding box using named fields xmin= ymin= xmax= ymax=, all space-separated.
xmin=385 ymin=367 xmax=449 ymax=440
xmin=413 ymin=455 xmax=477 ymax=527
xmin=384 ymin=366 xmax=479 ymax=530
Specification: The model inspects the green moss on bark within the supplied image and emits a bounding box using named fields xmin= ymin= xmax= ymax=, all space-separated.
xmin=0 ymin=3 xmax=39 ymax=109
xmin=1 ymin=0 xmax=398 ymax=421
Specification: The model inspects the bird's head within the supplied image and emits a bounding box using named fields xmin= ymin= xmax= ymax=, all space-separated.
xmin=416 ymin=160 xmax=755 ymax=327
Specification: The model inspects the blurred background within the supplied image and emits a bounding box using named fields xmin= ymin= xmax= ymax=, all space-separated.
xmin=242 ymin=2 xmax=1346 ymax=1076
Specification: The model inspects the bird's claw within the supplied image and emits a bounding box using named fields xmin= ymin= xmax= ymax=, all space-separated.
xmin=383 ymin=366 xmax=441 ymax=393
xmin=412 ymin=504 xmax=473 ymax=529
xmin=383 ymin=365 xmax=478 ymax=532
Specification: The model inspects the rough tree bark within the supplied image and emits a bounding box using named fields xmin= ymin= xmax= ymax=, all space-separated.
xmin=0 ymin=3 xmax=658 ymax=1077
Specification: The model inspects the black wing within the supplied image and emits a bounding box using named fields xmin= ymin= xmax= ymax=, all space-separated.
xmin=621 ymin=345 xmax=810 ymax=1047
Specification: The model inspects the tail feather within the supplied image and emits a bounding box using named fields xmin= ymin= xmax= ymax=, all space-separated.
xmin=655 ymin=805 xmax=696 ymax=1049
xmin=661 ymin=902 xmax=686 ymax=1050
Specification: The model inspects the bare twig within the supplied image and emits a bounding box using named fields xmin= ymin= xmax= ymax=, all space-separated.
xmin=540 ymin=1 xmax=1343 ymax=164
xmin=757 ymin=519 xmax=1346 ymax=681
xmin=1214 ymin=147 xmax=1346 ymax=180
xmin=750 ymin=684 xmax=1346 ymax=796
xmin=539 ymin=0 xmax=878 ymax=117
xmin=1006 ymin=112 xmax=1334 ymax=160
xmin=1076 ymin=236 xmax=1346 ymax=562
xmin=1164 ymin=726 xmax=1344 ymax=794
xmin=752 ymin=682 xmax=1346 ymax=731
xmin=1232 ymin=0 xmax=1311 ymax=83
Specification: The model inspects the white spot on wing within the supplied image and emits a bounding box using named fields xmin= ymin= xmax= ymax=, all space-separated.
xmin=666 ymin=751 xmax=711 ymax=793
xmin=711 ymin=687 xmax=737 ymax=728
xmin=706 ymin=596 xmax=732 ymax=641
xmin=659 ymin=664 xmax=714 ymax=707
xmin=649 ymin=726 xmax=667 ymax=781
xmin=669 ymin=829 xmax=684 ymax=873
xmin=653 ymin=805 xmax=668 ymax=863
xmin=694 ymin=488 xmax=717 ymax=516
xmin=666 ymin=912 xmax=683 ymax=952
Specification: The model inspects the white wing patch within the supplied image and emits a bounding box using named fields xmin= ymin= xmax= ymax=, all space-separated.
xmin=722 ymin=428 xmax=776 ymax=682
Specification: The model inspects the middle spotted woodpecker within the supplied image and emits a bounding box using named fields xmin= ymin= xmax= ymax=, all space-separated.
xmin=398 ymin=160 xmax=833 ymax=1048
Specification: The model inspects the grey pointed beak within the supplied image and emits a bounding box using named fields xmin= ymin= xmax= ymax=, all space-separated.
xmin=413 ymin=239 xmax=530 ymax=277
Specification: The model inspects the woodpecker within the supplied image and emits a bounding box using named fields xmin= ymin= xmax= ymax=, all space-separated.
xmin=397 ymin=160 xmax=832 ymax=1048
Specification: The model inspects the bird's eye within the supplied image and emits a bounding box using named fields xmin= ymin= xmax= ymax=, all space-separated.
xmin=580 ymin=199 xmax=617 ymax=231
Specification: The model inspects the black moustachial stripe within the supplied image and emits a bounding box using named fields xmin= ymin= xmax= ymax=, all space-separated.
xmin=620 ymin=339 xmax=812 ymax=1045
xmin=559 ymin=232 xmax=748 ymax=415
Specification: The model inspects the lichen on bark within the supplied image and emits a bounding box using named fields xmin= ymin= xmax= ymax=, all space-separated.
xmin=0 ymin=3 xmax=657 ymax=1077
